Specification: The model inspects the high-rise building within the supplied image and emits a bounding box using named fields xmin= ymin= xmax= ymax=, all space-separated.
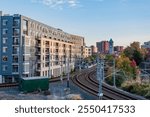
xmin=109 ymin=38 xmax=114 ymax=54
xmin=96 ymin=38 xmax=114 ymax=54
xmin=91 ymin=45 xmax=97 ymax=55
xmin=0 ymin=11 xmax=84 ymax=83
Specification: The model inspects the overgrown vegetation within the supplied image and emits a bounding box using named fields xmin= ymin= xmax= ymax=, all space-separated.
xmin=121 ymin=82 xmax=150 ymax=99
xmin=104 ymin=41 xmax=149 ymax=99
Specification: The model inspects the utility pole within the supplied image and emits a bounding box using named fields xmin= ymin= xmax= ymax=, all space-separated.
xmin=48 ymin=52 xmax=51 ymax=79
xmin=113 ymin=59 xmax=116 ymax=87
xmin=97 ymin=53 xmax=104 ymax=99
xmin=96 ymin=54 xmax=100 ymax=81
xmin=60 ymin=56 xmax=63 ymax=83
xmin=29 ymin=56 xmax=32 ymax=77
xmin=79 ymin=57 xmax=81 ymax=71
xmin=67 ymin=57 xmax=70 ymax=89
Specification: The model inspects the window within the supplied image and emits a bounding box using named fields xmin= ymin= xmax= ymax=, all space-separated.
xmin=13 ymin=29 xmax=19 ymax=36
xmin=3 ymin=38 xmax=7 ymax=44
xmin=12 ymin=65 xmax=19 ymax=72
xmin=2 ymin=56 xmax=8 ymax=62
xmin=12 ymin=47 xmax=19 ymax=54
xmin=3 ymin=47 xmax=7 ymax=53
xmin=13 ymin=56 xmax=19 ymax=63
xmin=56 ymin=43 xmax=58 ymax=46
xmin=23 ymin=20 xmax=28 ymax=35
xmin=23 ymin=64 xmax=29 ymax=72
xmin=13 ymin=38 xmax=19 ymax=45
xmin=3 ymin=20 xmax=8 ymax=26
xmin=13 ymin=19 xmax=19 ymax=27
xmin=2 ymin=65 xmax=8 ymax=71
xmin=3 ymin=29 xmax=8 ymax=35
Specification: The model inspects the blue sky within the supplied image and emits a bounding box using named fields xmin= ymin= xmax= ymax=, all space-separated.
xmin=0 ymin=0 xmax=150 ymax=47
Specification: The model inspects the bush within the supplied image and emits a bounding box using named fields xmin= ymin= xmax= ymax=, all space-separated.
xmin=121 ymin=82 xmax=150 ymax=99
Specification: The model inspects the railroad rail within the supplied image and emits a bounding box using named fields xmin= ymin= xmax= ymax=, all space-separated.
xmin=0 ymin=83 xmax=19 ymax=88
xmin=0 ymin=77 xmax=67 ymax=88
xmin=71 ymin=68 xmax=145 ymax=100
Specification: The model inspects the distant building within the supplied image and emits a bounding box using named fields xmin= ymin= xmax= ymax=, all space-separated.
xmin=91 ymin=45 xmax=97 ymax=55
xmin=83 ymin=46 xmax=92 ymax=58
xmin=141 ymin=41 xmax=150 ymax=59
xmin=109 ymin=38 xmax=114 ymax=54
xmin=142 ymin=41 xmax=150 ymax=48
xmin=114 ymin=46 xmax=124 ymax=54
xmin=96 ymin=38 xmax=114 ymax=54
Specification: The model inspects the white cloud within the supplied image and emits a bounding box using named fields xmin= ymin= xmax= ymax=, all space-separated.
xmin=31 ymin=0 xmax=79 ymax=9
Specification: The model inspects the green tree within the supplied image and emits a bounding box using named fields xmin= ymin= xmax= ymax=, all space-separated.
xmin=124 ymin=41 xmax=147 ymax=65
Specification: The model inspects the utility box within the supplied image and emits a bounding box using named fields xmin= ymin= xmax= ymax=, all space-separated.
xmin=19 ymin=77 xmax=49 ymax=93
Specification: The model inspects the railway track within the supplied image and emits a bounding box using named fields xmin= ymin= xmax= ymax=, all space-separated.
xmin=71 ymin=68 xmax=145 ymax=100
xmin=0 ymin=68 xmax=146 ymax=100
xmin=0 ymin=83 xmax=19 ymax=88
xmin=0 ymin=77 xmax=67 ymax=88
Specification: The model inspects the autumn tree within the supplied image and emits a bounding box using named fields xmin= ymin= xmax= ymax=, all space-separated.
xmin=124 ymin=41 xmax=147 ymax=65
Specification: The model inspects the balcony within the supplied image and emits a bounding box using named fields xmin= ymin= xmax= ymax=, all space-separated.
xmin=12 ymin=51 xmax=19 ymax=55
xmin=12 ymin=60 xmax=19 ymax=63
xmin=37 ymin=60 xmax=41 ymax=63
xmin=35 ymin=51 xmax=41 ymax=55
xmin=13 ymin=32 xmax=19 ymax=37
xmin=36 ymin=43 xmax=41 ymax=47
xmin=45 ymin=44 xmax=49 ymax=48
xmin=45 ymin=58 xmax=49 ymax=62
xmin=12 ymin=69 xmax=19 ymax=73
xmin=13 ymin=23 xmax=19 ymax=27
xmin=12 ymin=42 xmax=19 ymax=46
xmin=36 ymin=67 xmax=41 ymax=71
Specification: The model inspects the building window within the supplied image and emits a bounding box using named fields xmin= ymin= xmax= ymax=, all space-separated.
xmin=23 ymin=20 xmax=28 ymax=35
xmin=12 ymin=47 xmax=19 ymax=54
xmin=3 ymin=29 xmax=8 ymax=35
xmin=13 ymin=19 xmax=20 ymax=27
xmin=13 ymin=56 xmax=19 ymax=63
xmin=3 ymin=38 xmax=7 ymax=44
xmin=13 ymin=37 xmax=19 ymax=45
xmin=2 ymin=56 xmax=8 ymax=62
xmin=23 ymin=64 xmax=29 ymax=73
xmin=3 ymin=20 xmax=8 ymax=26
xmin=2 ymin=65 xmax=8 ymax=71
xmin=12 ymin=65 xmax=19 ymax=72
xmin=3 ymin=47 xmax=7 ymax=53
xmin=13 ymin=29 xmax=19 ymax=36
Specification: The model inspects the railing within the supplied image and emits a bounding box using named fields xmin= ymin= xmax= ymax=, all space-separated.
xmin=12 ymin=42 xmax=19 ymax=45
xmin=12 ymin=60 xmax=19 ymax=63
xmin=12 ymin=51 xmax=19 ymax=54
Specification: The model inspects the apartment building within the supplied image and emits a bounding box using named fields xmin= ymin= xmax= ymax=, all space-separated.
xmin=0 ymin=11 xmax=84 ymax=83
xmin=114 ymin=46 xmax=124 ymax=54
xmin=91 ymin=45 xmax=97 ymax=55
xmin=96 ymin=38 xmax=114 ymax=54
xmin=83 ymin=46 xmax=92 ymax=58
xmin=142 ymin=41 xmax=150 ymax=59
xmin=96 ymin=41 xmax=109 ymax=54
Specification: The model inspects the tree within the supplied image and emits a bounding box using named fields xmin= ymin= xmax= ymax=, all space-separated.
xmin=124 ymin=41 xmax=147 ymax=65
xmin=116 ymin=54 xmax=136 ymax=79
